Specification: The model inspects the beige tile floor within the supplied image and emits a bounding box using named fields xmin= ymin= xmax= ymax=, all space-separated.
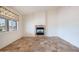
xmin=0 ymin=36 xmax=79 ymax=52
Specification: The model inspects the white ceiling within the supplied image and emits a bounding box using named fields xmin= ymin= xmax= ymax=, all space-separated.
xmin=8 ymin=6 xmax=60 ymax=15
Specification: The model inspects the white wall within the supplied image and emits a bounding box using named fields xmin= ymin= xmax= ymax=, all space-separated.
xmin=0 ymin=8 xmax=23 ymax=49
xmin=23 ymin=11 xmax=46 ymax=36
xmin=57 ymin=7 xmax=79 ymax=47
xmin=46 ymin=10 xmax=58 ymax=36
xmin=23 ymin=10 xmax=58 ymax=37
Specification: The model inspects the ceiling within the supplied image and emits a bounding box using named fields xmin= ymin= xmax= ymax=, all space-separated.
xmin=8 ymin=6 xmax=60 ymax=15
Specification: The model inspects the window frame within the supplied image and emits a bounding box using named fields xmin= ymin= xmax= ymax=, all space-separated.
xmin=0 ymin=17 xmax=8 ymax=32
xmin=8 ymin=20 xmax=17 ymax=31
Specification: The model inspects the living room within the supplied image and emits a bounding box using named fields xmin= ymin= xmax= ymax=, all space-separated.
xmin=0 ymin=6 xmax=79 ymax=52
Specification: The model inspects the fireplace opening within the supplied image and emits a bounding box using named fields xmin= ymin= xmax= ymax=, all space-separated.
xmin=36 ymin=25 xmax=45 ymax=35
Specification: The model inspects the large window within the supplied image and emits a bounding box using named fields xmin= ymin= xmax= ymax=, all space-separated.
xmin=0 ymin=18 xmax=7 ymax=32
xmin=9 ymin=20 xmax=17 ymax=31
xmin=0 ymin=17 xmax=17 ymax=32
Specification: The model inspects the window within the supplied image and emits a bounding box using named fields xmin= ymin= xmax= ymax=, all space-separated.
xmin=0 ymin=17 xmax=17 ymax=32
xmin=9 ymin=20 xmax=17 ymax=31
xmin=0 ymin=17 xmax=7 ymax=32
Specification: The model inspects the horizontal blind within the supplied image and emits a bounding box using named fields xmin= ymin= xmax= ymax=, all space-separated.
xmin=0 ymin=6 xmax=19 ymax=21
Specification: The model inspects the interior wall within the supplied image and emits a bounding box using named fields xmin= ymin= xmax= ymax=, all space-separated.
xmin=23 ymin=11 xmax=46 ymax=36
xmin=0 ymin=7 xmax=23 ymax=49
xmin=23 ymin=10 xmax=58 ymax=37
xmin=46 ymin=10 xmax=58 ymax=36
xmin=57 ymin=7 xmax=79 ymax=47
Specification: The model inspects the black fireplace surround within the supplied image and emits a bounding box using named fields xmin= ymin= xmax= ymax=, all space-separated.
xmin=36 ymin=25 xmax=45 ymax=35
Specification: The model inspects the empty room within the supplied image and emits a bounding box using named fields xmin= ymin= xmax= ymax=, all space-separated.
xmin=0 ymin=6 xmax=79 ymax=52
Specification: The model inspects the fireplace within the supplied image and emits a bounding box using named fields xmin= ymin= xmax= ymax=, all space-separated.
xmin=36 ymin=25 xmax=45 ymax=35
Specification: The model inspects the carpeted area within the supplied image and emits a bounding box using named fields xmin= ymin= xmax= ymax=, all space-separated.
xmin=0 ymin=36 xmax=79 ymax=52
